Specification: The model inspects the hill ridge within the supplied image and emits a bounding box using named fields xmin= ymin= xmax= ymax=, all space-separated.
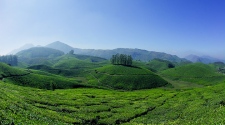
xmin=45 ymin=41 xmax=189 ymax=63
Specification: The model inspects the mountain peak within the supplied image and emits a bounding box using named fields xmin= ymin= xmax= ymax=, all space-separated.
xmin=46 ymin=41 xmax=74 ymax=53
xmin=185 ymin=54 xmax=223 ymax=64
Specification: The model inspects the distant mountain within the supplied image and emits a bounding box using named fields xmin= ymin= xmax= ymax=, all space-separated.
xmin=9 ymin=44 xmax=34 ymax=54
xmin=16 ymin=47 xmax=64 ymax=58
xmin=46 ymin=41 xmax=189 ymax=63
xmin=185 ymin=54 xmax=224 ymax=64
xmin=16 ymin=47 xmax=64 ymax=66
xmin=46 ymin=41 xmax=74 ymax=53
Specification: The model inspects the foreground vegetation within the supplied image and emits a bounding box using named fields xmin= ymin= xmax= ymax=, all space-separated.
xmin=1 ymin=46 xmax=225 ymax=124
xmin=0 ymin=81 xmax=225 ymax=124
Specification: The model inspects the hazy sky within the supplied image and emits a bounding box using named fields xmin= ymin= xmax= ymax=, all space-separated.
xmin=0 ymin=0 xmax=225 ymax=59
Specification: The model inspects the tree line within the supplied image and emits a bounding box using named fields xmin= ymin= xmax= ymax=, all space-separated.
xmin=111 ymin=54 xmax=133 ymax=66
xmin=0 ymin=55 xmax=18 ymax=66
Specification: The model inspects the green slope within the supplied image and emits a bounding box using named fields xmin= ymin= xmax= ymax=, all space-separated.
xmin=28 ymin=64 xmax=82 ymax=77
xmin=16 ymin=47 xmax=64 ymax=66
xmin=87 ymin=65 xmax=169 ymax=90
xmin=53 ymin=54 xmax=108 ymax=70
xmin=0 ymin=80 xmax=225 ymax=124
xmin=0 ymin=61 xmax=90 ymax=89
xmin=160 ymin=63 xmax=225 ymax=85
xmin=16 ymin=47 xmax=64 ymax=58
xmin=5 ymin=73 xmax=89 ymax=90
xmin=0 ymin=62 xmax=28 ymax=79
xmin=146 ymin=59 xmax=175 ymax=72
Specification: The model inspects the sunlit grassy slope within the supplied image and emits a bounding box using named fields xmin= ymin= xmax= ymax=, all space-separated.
xmin=0 ymin=81 xmax=224 ymax=124
xmin=87 ymin=65 xmax=170 ymax=90
xmin=53 ymin=54 xmax=108 ymax=70
xmin=160 ymin=63 xmax=225 ymax=85
xmin=146 ymin=59 xmax=175 ymax=72
xmin=0 ymin=62 xmax=92 ymax=89
xmin=0 ymin=62 xmax=28 ymax=79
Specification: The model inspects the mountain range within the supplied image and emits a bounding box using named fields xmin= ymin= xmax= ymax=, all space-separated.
xmin=45 ymin=41 xmax=189 ymax=63
xmin=9 ymin=41 xmax=223 ymax=64
xmin=185 ymin=54 xmax=225 ymax=64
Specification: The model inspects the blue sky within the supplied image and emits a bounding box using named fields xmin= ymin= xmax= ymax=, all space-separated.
xmin=0 ymin=0 xmax=224 ymax=59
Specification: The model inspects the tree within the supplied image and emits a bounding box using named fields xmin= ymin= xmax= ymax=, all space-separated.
xmin=0 ymin=55 xmax=18 ymax=66
xmin=110 ymin=54 xmax=132 ymax=66
xmin=69 ymin=50 xmax=74 ymax=55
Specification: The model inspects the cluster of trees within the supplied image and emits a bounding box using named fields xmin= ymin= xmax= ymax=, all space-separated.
xmin=218 ymin=67 xmax=225 ymax=74
xmin=111 ymin=54 xmax=133 ymax=66
xmin=0 ymin=55 xmax=18 ymax=66
xmin=69 ymin=50 xmax=74 ymax=55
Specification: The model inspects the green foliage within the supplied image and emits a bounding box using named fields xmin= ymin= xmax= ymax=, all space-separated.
xmin=146 ymin=58 xmax=175 ymax=72
xmin=17 ymin=47 xmax=64 ymax=58
xmin=0 ymin=81 xmax=225 ymax=124
xmin=28 ymin=65 xmax=82 ymax=77
xmin=16 ymin=47 xmax=64 ymax=66
xmin=68 ymin=50 xmax=74 ymax=54
xmin=71 ymin=54 xmax=107 ymax=62
xmin=0 ymin=55 xmax=18 ymax=66
xmin=210 ymin=62 xmax=225 ymax=74
xmin=87 ymin=65 xmax=169 ymax=90
xmin=96 ymin=65 xmax=154 ymax=75
xmin=111 ymin=53 xmax=132 ymax=66
xmin=0 ymin=62 xmax=28 ymax=79
xmin=160 ymin=63 xmax=225 ymax=85
xmin=6 ymin=73 xmax=89 ymax=90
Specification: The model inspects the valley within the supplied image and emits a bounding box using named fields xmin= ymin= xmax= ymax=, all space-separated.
xmin=0 ymin=42 xmax=225 ymax=124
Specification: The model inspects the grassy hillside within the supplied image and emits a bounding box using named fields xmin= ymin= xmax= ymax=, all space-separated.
xmin=5 ymin=73 xmax=89 ymax=90
xmin=17 ymin=47 xmax=64 ymax=58
xmin=16 ymin=47 xmax=64 ymax=66
xmin=87 ymin=65 xmax=169 ymax=90
xmin=0 ymin=62 xmax=28 ymax=79
xmin=72 ymin=54 xmax=107 ymax=62
xmin=160 ymin=63 xmax=225 ymax=85
xmin=0 ymin=62 xmax=91 ymax=89
xmin=53 ymin=54 xmax=108 ymax=70
xmin=146 ymin=59 xmax=175 ymax=72
xmin=28 ymin=65 xmax=83 ymax=77
xmin=0 ymin=81 xmax=224 ymax=124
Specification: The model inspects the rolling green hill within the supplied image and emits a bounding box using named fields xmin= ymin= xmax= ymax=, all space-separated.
xmin=6 ymin=73 xmax=89 ymax=90
xmin=87 ymin=65 xmax=169 ymax=90
xmin=146 ymin=59 xmax=175 ymax=72
xmin=16 ymin=47 xmax=64 ymax=66
xmin=209 ymin=62 xmax=225 ymax=74
xmin=16 ymin=47 xmax=64 ymax=58
xmin=28 ymin=64 xmax=84 ymax=77
xmin=0 ymin=62 xmax=28 ymax=79
xmin=53 ymin=54 xmax=108 ymax=70
xmin=160 ymin=63 xmax=225 ymax=85
xmin=0 ymin=61 xmax=90 ymax=89
xmin=0 ymin=80 xmax=225 ymax=124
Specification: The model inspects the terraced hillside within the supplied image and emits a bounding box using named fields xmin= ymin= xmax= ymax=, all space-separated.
xmin=87 ymin=65 xmax=169 ymax=90
xmin=146 ymin=59 xmax=175 ymax=72
xmin=160 ymin=63 xmax=225 ymax=85
xmin=0 ymin=81 xmax=225 ymax=124
xmin=0 ymin=62 xmax=91 ymax=89
xmin=0 ymin=62 xmax=29 ymax=79
xmin=53 ymin=54 xmax=107 ymax=69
